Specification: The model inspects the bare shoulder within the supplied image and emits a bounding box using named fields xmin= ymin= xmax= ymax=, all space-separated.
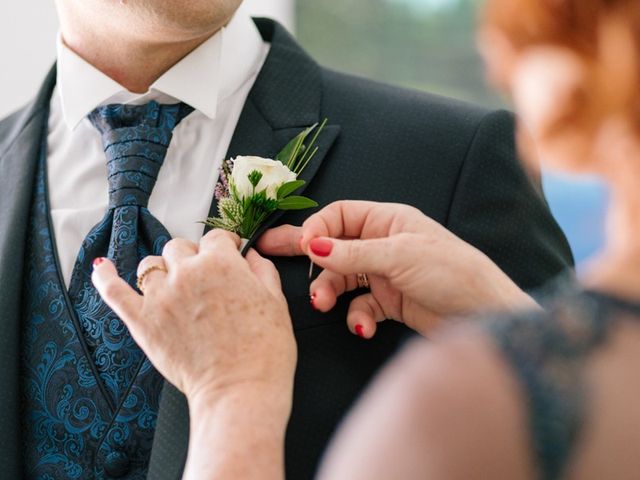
xmin=320 ymin=296 xmax=640 ymax=480
xmin=318 ymin=329 xmax=537 ymax=480
xmin=567 ymin=320 xmax=640 ymax=479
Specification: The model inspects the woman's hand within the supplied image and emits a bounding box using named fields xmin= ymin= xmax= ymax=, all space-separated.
xmin=259 ymin=201 xmax=536 ymax=338
xmin=92 ymin=229 xmax=296 ymax=479
xmin=92 ymin=229 xmax=296 ymax=405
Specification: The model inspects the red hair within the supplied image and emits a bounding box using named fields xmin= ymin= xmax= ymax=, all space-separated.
xmin=482 ymin=0 xmax=640 ymax=144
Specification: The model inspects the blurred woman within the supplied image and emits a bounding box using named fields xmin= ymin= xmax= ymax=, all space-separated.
xmin=313 ymin=0 xmax=640 ymax=478
xmin=92 ymin=0 xmax=640 ymax=478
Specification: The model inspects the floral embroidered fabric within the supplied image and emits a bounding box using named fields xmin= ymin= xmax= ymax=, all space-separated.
xmin=68 ymin=101 xmax=192 ymax=406
xmin=22 ymin=102 xmax=192 ymax=478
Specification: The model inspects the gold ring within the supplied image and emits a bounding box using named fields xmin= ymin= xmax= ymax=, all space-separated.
xmin=356 ymin=273 xmax=370 ymax=289
xmin=136 ymin=265 xmax=168 ymax=293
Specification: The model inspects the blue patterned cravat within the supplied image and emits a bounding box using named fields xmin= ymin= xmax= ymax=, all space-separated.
xmin=68 ymin=101 xmax=193 ymax=406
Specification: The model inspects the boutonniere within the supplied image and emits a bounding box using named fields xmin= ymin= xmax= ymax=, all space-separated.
xmin=204 ymin=119 xmax=328 ymax=246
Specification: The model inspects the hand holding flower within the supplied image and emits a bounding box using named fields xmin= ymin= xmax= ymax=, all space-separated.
xmin=205 ymin=120 xmax=327 ymax=241
xmin=259 ymin=201 xmax=538 ymax=338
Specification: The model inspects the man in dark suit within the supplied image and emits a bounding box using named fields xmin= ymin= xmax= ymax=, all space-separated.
xmin=0 ymin=0 xmax=572 ymax=478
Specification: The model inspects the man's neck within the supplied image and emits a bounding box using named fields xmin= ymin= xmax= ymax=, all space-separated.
xmin=54 ymin=0 xmax=233 ymax=94
xmin=60 ymin=32 xmax=215 ymax=94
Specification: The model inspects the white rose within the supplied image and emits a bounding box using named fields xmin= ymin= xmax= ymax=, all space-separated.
xmin=231 ymin=156 xmax=297 ymax=200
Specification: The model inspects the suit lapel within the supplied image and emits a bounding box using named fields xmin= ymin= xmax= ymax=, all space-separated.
xmin=148 ymin=19 xmax=340 ymax=479
xmin=205 ymin=18 xmax=341 ymax=250
xmin=0 ymin=66 xmax=56 ymax=477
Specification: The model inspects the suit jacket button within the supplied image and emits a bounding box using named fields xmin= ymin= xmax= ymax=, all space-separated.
xmin=104 ymin=450 xmax=130 ymax=478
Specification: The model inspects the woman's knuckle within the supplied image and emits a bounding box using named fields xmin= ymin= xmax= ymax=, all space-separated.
xmin=261 ymin=256 xmax=277 ymax=272
xmin=345 ymin=240 xmax=359 ymax=261
xmin=206 ymin=229 xmax=227 ymax=242
xmin=391 ymin=233 xmax=413 ymax=252
xmin=137 ymin=257 xmax=150 ymax=273
xmin=162 ymin=239 xmax=178 ymax=252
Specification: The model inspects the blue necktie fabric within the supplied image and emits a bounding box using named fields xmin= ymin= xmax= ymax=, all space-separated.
xmin=68 ymin=101 xmax=193 ymax=407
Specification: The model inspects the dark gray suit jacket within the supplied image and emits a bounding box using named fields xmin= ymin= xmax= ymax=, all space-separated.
xmin=0 ymin=18 xmax=572 ymax=480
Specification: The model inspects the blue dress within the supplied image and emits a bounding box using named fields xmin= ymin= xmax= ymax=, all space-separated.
xmin=484 ymin=280 xmax=640 ymax=479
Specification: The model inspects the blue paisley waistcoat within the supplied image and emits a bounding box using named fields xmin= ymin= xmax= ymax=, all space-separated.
xmin=21 ymin=146 xmax=163 ymax=479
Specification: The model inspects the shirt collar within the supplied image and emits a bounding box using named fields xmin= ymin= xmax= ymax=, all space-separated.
xmin=57 ymin=6 xmax=266 ymax=130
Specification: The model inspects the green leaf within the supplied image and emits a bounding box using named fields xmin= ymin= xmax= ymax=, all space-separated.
xmin=278 ymin=196 xmax=319 ymax=211
xmin=275 ymin=124 xmax=317 ymax=168
xmin=291 ymin=118 xmax=327 ymax=175
xmin=277 ymin=180 xmax=306 ymax=199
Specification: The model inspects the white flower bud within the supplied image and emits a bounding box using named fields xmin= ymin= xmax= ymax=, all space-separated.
xmin=231 ymin=156 xmax=297 ymax=199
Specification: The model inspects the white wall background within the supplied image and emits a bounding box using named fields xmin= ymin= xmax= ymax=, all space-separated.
xmin=0 ymin=0 xmax=294 ymax=119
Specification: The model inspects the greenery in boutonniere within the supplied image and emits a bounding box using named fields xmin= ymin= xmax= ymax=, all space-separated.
xmin=204 ymin=119 xmax=328 ymax=240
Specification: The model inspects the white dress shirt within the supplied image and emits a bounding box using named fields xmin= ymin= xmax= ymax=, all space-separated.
xmin=47 ymin=7 xmax=269 ymax=287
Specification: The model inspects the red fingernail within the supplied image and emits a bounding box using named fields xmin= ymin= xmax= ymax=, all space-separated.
xmin=310 ymin=238 xmax=333 ymax=257
xmin=355 ymin=325 xmax=365 ymax=338
xmin=310 ymin=294 xmax=319 ymax=311
xmin=93 ymin=257 xmax=106 ymax=268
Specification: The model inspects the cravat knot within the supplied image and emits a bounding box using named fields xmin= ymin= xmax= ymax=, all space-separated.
xmin=88 ymin=101 xmax=194 ymax=209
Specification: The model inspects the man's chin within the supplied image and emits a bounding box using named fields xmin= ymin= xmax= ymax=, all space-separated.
xmin=135 ymin=0 xmax=243 ymax=37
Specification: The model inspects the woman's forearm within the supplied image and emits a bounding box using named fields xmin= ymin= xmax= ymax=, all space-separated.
xmin=183 ymin=386 xmax=291 ymax=480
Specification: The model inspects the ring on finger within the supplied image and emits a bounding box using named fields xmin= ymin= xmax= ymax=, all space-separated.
xmin=356 ymin=273 xmax=370 ymax=289
xmin=137 ymin=265 xmax=168 ymax=294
